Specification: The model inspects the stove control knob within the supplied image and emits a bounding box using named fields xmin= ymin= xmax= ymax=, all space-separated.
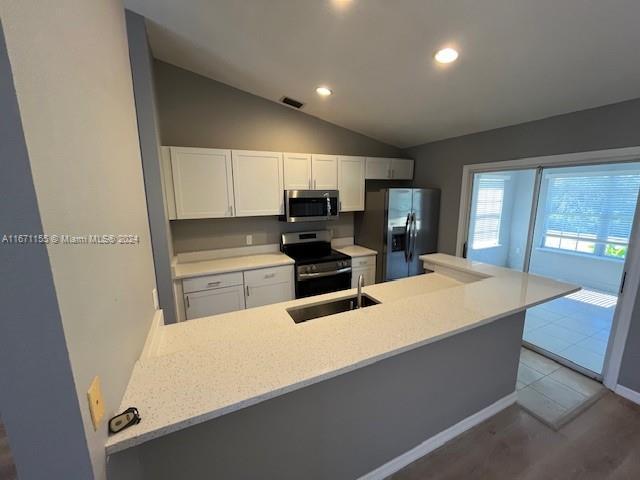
xmin=311 ymin=264 xmax=318 ymax=271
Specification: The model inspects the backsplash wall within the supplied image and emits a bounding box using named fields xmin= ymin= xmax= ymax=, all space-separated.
xmin=171 ymin=213 xmax=354 ymax=253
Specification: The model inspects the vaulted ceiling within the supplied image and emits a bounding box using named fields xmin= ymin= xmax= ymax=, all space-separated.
xmin=125 ymin=0 xmax=640 ymax=147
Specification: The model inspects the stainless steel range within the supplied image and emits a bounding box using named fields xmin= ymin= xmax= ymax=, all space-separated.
xmin=281 ymin=230 xmax=351 ymax=298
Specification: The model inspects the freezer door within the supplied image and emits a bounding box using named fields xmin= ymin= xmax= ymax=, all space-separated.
xmin=408 ymin=189 xmax=440 ymax=276
xmin=385 ymin=189 xmax=412 ymax=280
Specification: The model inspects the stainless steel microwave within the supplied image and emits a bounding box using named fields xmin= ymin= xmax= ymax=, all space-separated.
xmin=284 ymin=190 xmax=339 ymax=222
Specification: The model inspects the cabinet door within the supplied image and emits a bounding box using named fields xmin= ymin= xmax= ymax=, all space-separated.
xmin=184 ymin=285 xmax=245 ymax=320
xmin=390 ymin=158 xmax=414 ymax=180
xmin=338 ymin=156 xmax=365 ymax=211
xmin=351 ymin=266 xmax=376 ymax=289
xmin=311 ymin=154 xmax=338 ymax=190
xmin=171 ymin=147 xmax=234 ymax=219
xmin=244 ymin=265 xmax=294 ymax=309
xmin=283 ymin=153 xmax=312 ymax=190
xmin=365 ymin=157 xmax=392 ymax=179
xmin=232 ymin=150 xmax=284 ymax=216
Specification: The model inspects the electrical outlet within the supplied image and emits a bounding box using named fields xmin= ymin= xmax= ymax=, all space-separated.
xmin=152 ymin=288 xmax=159 ymax=310
xmin=246 ymin=235 xmax=253 ymax=245
xmin=87 ymin=376 xmax=105 ymax=431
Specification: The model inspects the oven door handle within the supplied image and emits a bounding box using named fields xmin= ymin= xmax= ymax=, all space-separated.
xmin=298 ymin=267 xmax=352 ymax=280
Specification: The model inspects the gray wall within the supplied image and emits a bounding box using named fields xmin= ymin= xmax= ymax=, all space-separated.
xmin=407 ymin=98 xmax=640 ymax=255
xmin=172 ymin=214 xmax=354 ymax=253
xmin=108 ymin=312 xmax=523 ymax=479
xmin=153 ymin=59 xmax=404 ymax=250
xmin=0 ymin=19 xmax=94 ymax=479
xmin=406 ymin=98 xmax=640 ymax=393
xmin=126 ymin=11 xmax=177 ymax=323
xmin=153 ymin=60 xmax=403 ymax=156
xmin=620 ymin=288 xmax=640 ymax=391
xmin=1 ymin=1 xmax=158 ymax=477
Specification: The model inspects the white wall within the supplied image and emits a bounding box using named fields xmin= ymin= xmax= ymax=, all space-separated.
xmin=0 ymin=1 xmax=156 ymax=478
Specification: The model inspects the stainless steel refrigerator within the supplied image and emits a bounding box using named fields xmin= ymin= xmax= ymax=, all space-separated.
xmin=354 ymin=188 xmax=440 ymax=282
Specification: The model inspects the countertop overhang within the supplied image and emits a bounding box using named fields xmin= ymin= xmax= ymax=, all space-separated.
xmin=106 ymin=254 xmax=578 ymax=455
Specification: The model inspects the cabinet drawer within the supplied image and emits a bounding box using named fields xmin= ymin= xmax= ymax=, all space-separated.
xmin=352 ymin=255 xmax=375 ymax=268
xmin=182 ymin=271 xmax=244 ymax=294
xmin=244 ymin=265 xmax=293 ymax=287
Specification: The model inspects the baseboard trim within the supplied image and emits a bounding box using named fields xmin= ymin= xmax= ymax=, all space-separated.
xmin=358 ymin=392 xmax=517 ymax=480
xmin=615 ymin=384 xmax=640 ymax=405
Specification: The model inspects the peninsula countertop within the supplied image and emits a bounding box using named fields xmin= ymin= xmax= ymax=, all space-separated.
xmin=107 ymin=254 xmax=578 ymax=455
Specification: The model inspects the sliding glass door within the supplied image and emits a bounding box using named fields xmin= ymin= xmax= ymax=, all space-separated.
xmin=525 ymin=162 xmax=640 ymax=375
xmin=465 ymin=161 xmax=640 ymax=377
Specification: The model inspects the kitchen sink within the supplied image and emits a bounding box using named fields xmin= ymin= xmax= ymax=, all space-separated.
xmin=287 ymin=294 xmax=381 ymax=324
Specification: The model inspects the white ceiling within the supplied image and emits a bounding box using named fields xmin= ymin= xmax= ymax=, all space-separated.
xmin=125 ymin=0 xmax=640 ymax=148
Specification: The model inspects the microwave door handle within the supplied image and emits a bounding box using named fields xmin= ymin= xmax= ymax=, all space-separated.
xmin=404 ymin=212 xmax=411 ymax=262
xmin=327 ymin=196 xmax=331 ymax=216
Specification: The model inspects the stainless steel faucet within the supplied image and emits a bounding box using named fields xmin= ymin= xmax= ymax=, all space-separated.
xmin=357 ymin=273 xmax=365 ymax=308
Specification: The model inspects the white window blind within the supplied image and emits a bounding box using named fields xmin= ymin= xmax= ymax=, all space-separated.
xmin=541 ymin=171 xmax=640 ymax=259
xmin=472 ymin=177 xmax=505 ymax=249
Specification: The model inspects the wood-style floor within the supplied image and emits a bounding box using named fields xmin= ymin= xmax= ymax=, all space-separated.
xmin=0 ymin=417 xmax=17 ymax=480
xmin=391 ymin=392 xmax=640 ymax=480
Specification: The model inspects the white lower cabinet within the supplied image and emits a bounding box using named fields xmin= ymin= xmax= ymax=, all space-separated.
xmin=182 ymin=265 xmax=294 ymax=320
xmin=350 ymin=255 xmax=376 ymax=288
xmin=184 ymin=285 xmax=246 ymax=320
xmin=244 ymin=265 xmax=294 ymax=309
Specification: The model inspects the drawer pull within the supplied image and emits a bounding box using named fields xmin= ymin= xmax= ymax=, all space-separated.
xmin=264 ymin=273 xmax=275 ymax=279
xmin=207 ymin=281 xmax=221 ymax=287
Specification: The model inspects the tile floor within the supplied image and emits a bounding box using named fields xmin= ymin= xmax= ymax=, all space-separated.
xmin=517 ymin=347 xmax=604 ymax=428
xmin=523 ymin=288 xmax=617 ymax=374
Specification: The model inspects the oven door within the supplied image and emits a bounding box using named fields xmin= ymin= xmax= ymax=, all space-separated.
xmin=285 ymin=190 xmax=339 ymax=222
xmin=296 ymin=269 xmax=352 ymax=298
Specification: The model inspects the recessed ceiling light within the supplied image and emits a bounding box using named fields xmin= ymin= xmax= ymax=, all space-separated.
xmin=316 ymin=86 xmax=333 ymax=97
xmin=434 ymin=48 xmax=459 ymax=64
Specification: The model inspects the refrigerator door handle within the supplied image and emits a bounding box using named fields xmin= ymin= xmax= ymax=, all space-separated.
xmin=404 ymin=212 xmax=411 ymax=261
xmin=408 ymin=212 xmax=417 ymax=261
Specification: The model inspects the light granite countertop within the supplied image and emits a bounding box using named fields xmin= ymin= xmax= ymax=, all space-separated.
xmin=173 ymin=252 xmax=294 ymax=279
xmin=106 ymin=254 xmax=578 ymax=455
xmin=334 ymin=244 xmax=377 ymax=257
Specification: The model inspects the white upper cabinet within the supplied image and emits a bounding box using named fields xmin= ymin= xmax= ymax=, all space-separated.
xmin=338 ymin=156 xmax=365 ymax=211
xmin=232 ymin=150 xmax=284 ymax=216
xmin=311 ymin=154 xmax=338 ymax=190
xmin=390 ymin=158 xmax=414 ymax=180
xmin=283 ymin=153 xmax=312 ymax=190
xmin=365 ymin=157 xmax=414 ymax=180
xmin=365 ymin=157 xmax=392 ymax=179
xmin=170 ymin=147 xmax=234 ymax=219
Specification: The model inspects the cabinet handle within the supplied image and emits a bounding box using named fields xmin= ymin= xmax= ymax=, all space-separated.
xmin=207 ymin=281 xmax=221 ymax=287
xmin=264 ymin=273 xmax=275 ymax=279
xmin=185 ymin=295 xmax=190 ymax=309
xmin=339 ymin=200 xmax=342 ymax=211
xmin=246 ymin=285 xmax=250 ymax=297
xmin=308 ymin=178 xmax=311 ymax=189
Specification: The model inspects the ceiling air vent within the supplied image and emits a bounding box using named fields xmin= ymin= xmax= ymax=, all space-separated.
xmin=280 ymin=96 xmax=304 ymax=109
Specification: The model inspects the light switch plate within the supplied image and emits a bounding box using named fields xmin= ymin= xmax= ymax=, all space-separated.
xmin=246 ymin=235 xmax=253 ymax=245
xmin=87 ymin=376 xmax=105 ymax=431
